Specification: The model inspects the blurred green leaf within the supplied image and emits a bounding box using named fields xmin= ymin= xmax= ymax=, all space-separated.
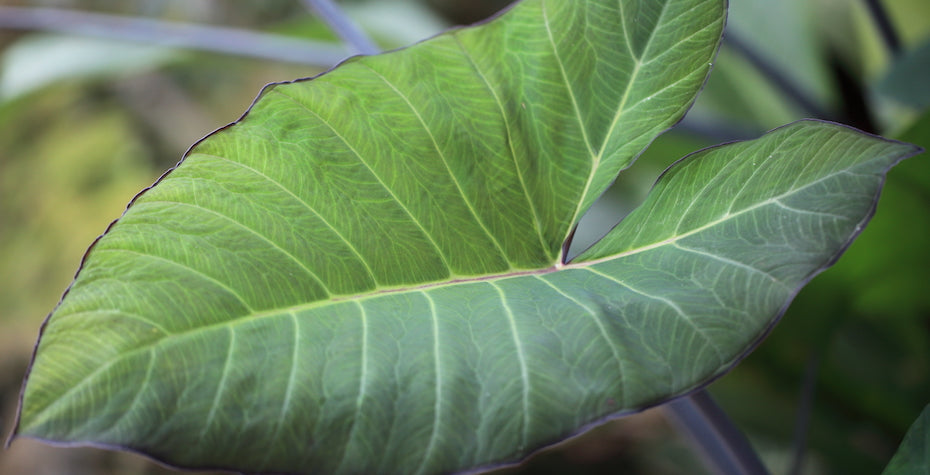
xmin=725 ymin=0 xmax=833 ymax=105
xmin=883 ymin=404 xmax=930 ymax=474
xmin=0 ymin=87 xmax=157 ymax=325
xmin=877 ymin=38 xmax=930 ymax=109
xmin=691 ymin=45 xmax=802 ymax=132
xmin=0 ymin=34 xmax=177 ymax=101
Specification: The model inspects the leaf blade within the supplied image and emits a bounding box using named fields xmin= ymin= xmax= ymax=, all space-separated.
xmin=16 ymin=2 xmax=922 ymax=475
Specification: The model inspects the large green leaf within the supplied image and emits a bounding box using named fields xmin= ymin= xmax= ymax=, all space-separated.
xmin=10 ymin=0 xmax=922 ymax=474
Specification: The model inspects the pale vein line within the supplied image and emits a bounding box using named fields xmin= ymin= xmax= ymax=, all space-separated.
xmin=616 ymin=0 xmax=637 ymax=60
xmin=672 ymin=141 xmax=766 ymax=235
xmin=284 ymin=312 xmax=301 ymax=419
xmin=533 ymin=275 xmax=627 ymax=406
xmin=361 ymin=64 xmax=513 ymax=266
xmin=95 ymin=248 xmax=254 ymax=313
xmin=452 ymin=36 xmax=552 ymax=260
xmin=788 ymin=130 xmax=840 ymax=191
xmin=335 ymin=300 xmax=369 ymax=472
xmin=672 ymin=165 xmax=734 ymax=235
xmin=594 ymin=0 xmax=680 ymax=170
xmin=620 ymin=68 xmax=706 ymax=115
xmin=593 ymin=0 xmax=676 ymax=164
xmin=724 ymin=126 xmax=809 ymax=216
xmin=582 ymin=266 xmax=724 ymax=362
xmin=563 ymin=58 xmax=641 ymax=246
xmin=141 ymin=200 xmax=332 ymax=296
xmin=773 ymin=199 xmax=849 ymax=220
xmin=356 ymin=300 xmax=369 ymax=420
xmin=416 ymin=292 xmax=443 ymax=475
xmin=270 ymin=88 xmax=453 ymax=274
xmin=556 ymin=0 xmax=652 ymax=248
xmin=23 ymin=324 xmax=170 ymax=431
xmin=258 ymin=311 xmax=300 ymax=470
xmin=544 ymin=0 xmax=605 ymax=256
xmin=542 ymin=0 xmax=595 ymax=159
xmin=197 ymin=153 xmax=380 ymax=285
xmin=723 ymin=166 xmax=765 ymax=218
xmin=640 ymin=17 xmax=718 ymax=68
xmin=56 ymin=309 xmax=170 ymax=336
xmin=572 ymin=0 xmax=696 ymax=240
xmin=637 ymin=0 xmax=672 ymax=61
xmin=576 ymin=168 xmax=860 ymax=267
xmin=103 ymin=348 xmax=155 ymax=439
xmin=488 ymin=281 xmax=530 ymax=446
xmin=33 ymin=271 xmax=558 ymax=421
xmin=670 ymin=242 xmax=787 ymax=288
xmin=200 ymin=326 xmax=236 ymax=438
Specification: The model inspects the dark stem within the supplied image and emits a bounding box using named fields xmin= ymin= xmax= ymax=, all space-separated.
xmin=827 ymin=52 xmax=878 ymax=133
xmin=301 ymin=0 xmax=380 ymax=55
xmin=862 ymin=0 xmax=901 ymax=57
xmin=788 ymin=352 xmax=821 ymax=475
xmin=724 ymin=32 xmax=834 ymax=121
xmin=0 ymin=6 xmax=350 ymax=67
xmin=666 ymin=390 xmax=770 ymax=475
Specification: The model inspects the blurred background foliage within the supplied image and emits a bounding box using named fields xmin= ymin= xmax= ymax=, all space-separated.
xmin=0 ymin=0 xmax=927 ymax=473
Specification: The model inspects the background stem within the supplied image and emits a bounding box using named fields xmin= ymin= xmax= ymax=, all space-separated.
xmin=862 ymin=0 xmax=901 ymax=57
xmin=301 ymin=0 xmax=380 ymax=55
xmin=788 ymin=352 xmax=821 ymax=475
xmin=0 ymin=6 xmax=350 ymax=67
xmin=724 ymin=32 xmax=833 ymax=121
xmin=665 ymin=390 xmax=770 ymax=475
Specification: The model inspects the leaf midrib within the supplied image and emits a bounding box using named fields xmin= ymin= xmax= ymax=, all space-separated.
xmin=71 ymin=160 xmax=868 ymax=359
xmin=575 ymin=167 xmax=866 ymax=267
xmin=28 ymin=163 xmax=858 ymax=431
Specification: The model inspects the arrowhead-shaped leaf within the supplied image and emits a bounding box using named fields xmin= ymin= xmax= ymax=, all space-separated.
xmin=11 ymin=0 xmax=922 ymax=474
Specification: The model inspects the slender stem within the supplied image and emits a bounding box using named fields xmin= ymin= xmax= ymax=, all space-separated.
xmin=724 ymin=32 xmax=833 ymax=120
xmin=665 ymin=390 xmax=770 ymax=475
xmin=788 ymin=352 xmax=821 ymax=475
xmin=301 ymin=0 xmax=380 ymax=55
xmin=0 ymin=6 xmax=350 ymax=67
xmin=862 ymin=0 xmax=901 ymax=57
